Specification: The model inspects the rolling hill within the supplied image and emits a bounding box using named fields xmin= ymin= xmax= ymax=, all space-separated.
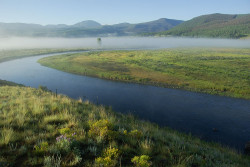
xmin=152 ymin=13 xmax=250 ymax=38
xmin=0 ymin=18 xmax=183 ymax=37
xmin=1 ymin=14 xmax=249 ymax=38
xmin=72 ymin=20 xmax=102 ymax=28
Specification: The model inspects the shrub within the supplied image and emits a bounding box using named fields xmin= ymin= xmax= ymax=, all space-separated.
xmin=68 ymin=148 xmax=82 ymax=166
xmin=59 ymin=127 xmax=71 ymax=135
xmin=34 ymin=141 xmax=49 ymax=154
xmin=129 ymin=130 xmax=143 ymax=139
xmin=58 ymin=127 xmax=76 ymax=139
xmin=55 ymin=135 xmax=71 ymax=153
xmin=44 ymin=154 xmax=61 ymax=167
xmin=38 ymin=85 xmax=50 ymax=92
xmin=123 ymin=130 xmax=128 ymax=135
xmin=131 ymin=155 xmax=152 ymax=167
xmin=19 ymin=145 xmax=28 ymax=155
xmin=95 ymin=147 xmax=119 ymax=167
xmin=88 ymin=119 xmax=113 ymax=142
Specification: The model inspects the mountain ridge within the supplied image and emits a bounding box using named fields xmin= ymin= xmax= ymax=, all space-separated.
xmin=1 ymin=13 xmax=249 ymax=38
xmin=150 ymin=13 xmax=250 ymax=38
xmin=72 ymin=20 xmax=102 ymax=28
xmin=0 ymin=18 xmax=183 ymax=37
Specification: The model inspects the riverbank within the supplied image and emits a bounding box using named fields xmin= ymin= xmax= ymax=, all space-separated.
xmin=38 ymin=48 xmax=250 ymax=99
xmin=0 ymin=48 xmax=87 ymax=63
xmin=0 ymin=85 xmax=249 ymax=166
xmin=0 ymin=48 xmax=88 ymax=86
xmin=0 ymin=79 xmax=22 ymax=86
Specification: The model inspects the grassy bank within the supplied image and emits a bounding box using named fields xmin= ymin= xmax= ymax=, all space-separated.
xmin=0 ymin=79 xmax=22 ymax=86
xmin=0 ymin=85 xmax=249 ymax=167
xmin=0 ymin=48 xmax=87 ymax=87
xmin=0 ymin=48 xmax=87 ymax=63
xmin=39 ymin=48 xmax=250 ymax=99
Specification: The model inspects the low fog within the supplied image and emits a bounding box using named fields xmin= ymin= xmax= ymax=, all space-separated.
xmin=0 ymin=37 xmax=250 ymax=50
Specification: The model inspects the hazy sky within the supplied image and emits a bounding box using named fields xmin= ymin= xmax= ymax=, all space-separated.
xmin=0 ymin=0 xmax=249 ymax=25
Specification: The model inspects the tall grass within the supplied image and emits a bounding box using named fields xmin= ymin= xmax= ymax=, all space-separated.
xmin=0 ymin=85 xmax=249 ymax=166
xmin=0 ymin=127 xmax=14 ymax=145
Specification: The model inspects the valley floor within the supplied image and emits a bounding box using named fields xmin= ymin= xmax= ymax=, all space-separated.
xmin=39 ymin=48 xmax=250 ymax=99
xmin=0 ymin=48 xmax=250 ymax=166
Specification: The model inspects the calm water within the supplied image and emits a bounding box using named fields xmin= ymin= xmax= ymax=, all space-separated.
xmin=0 ymin=49 xmax=249 ymax=151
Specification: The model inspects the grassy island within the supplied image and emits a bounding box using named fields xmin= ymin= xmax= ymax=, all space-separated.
xmin=39 ymin=48 xmax=250 ymax=99
xmin=0 ymin=85 xmax=249 ymax=166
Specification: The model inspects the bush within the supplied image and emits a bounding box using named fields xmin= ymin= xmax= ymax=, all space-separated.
xmin=44 ymin=154 xmax=61 ymax=167
xmin=58 ymin=127 xmax=76 ymax=139
xmin=131 ymin=155 xmax=152 ymax=167
xmin=59 ymin=127 xmax=71 ymax=135
xmin=129 ymin=130 xmax=143 ymax=140
xmin=38 ymin=85 xmax=50 ymax=92
xmin=95 ymin=147 xmax=119 ymax=167
xmin=55 ymin=136 xmax=71 ymax=153
xmin=34 ymin=141 xmax=49 ymax=154
xmin=88 ymin=119 xmax=113 ymax=142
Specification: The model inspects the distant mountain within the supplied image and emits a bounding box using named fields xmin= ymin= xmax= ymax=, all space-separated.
xmin=72 ymin=20 xmax=102 ymax=28
xmin=152 ymin=13 xmax=250 ymax=38
xmin=109 ymin=18 xmax=183 ymax=33
xmin=0 ymin=23 xmax=44 ymax=37
xmin=129 ymin=18 xmax=183 ymax=33
xmin=0 ymin=18 xmax=183 ymax=37
xmin=45 ymin=24 xmax=68 ymax=28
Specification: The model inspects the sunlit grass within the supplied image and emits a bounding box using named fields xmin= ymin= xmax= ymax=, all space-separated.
xmin=0 ymin=127 xmax=14 ymax=145
xmin=39 ymin=48 xmax=250 ymax=99
xmin=0 ymin=85 xmax=249 ymax=166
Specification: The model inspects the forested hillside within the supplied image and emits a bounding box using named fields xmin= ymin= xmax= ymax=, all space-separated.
xmin=152 ymin=13 xmax=250 ymax=38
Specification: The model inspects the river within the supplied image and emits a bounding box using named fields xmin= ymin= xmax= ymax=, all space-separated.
xmin=0 ymin=37 xmax=250 ymax=151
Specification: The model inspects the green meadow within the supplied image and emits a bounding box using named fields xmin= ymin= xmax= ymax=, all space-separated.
xmin=39 ymin=48 xmax=250 ymax=99
xmin=0 ymin=84 xmax=249 ymax=166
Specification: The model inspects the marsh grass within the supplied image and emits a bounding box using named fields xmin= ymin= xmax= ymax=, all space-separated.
xmin=39 ymin=48 xmax=250 ymax=99
xmin=0 ymin=86 xmax=249 ymax=166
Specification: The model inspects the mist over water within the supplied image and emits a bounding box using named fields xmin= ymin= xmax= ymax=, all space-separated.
xmin=0 ymin=37 xmax=250 ymax=50
xmin=0 ymin=36 xmax=250 ymax=150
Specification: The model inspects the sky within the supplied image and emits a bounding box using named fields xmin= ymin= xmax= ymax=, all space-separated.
xmin=0 ymin=0 xmax=249 ymax=25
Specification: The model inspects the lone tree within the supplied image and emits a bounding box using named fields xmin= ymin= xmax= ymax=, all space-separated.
xmin=97 ymin=37 xmax=102 ymax=47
